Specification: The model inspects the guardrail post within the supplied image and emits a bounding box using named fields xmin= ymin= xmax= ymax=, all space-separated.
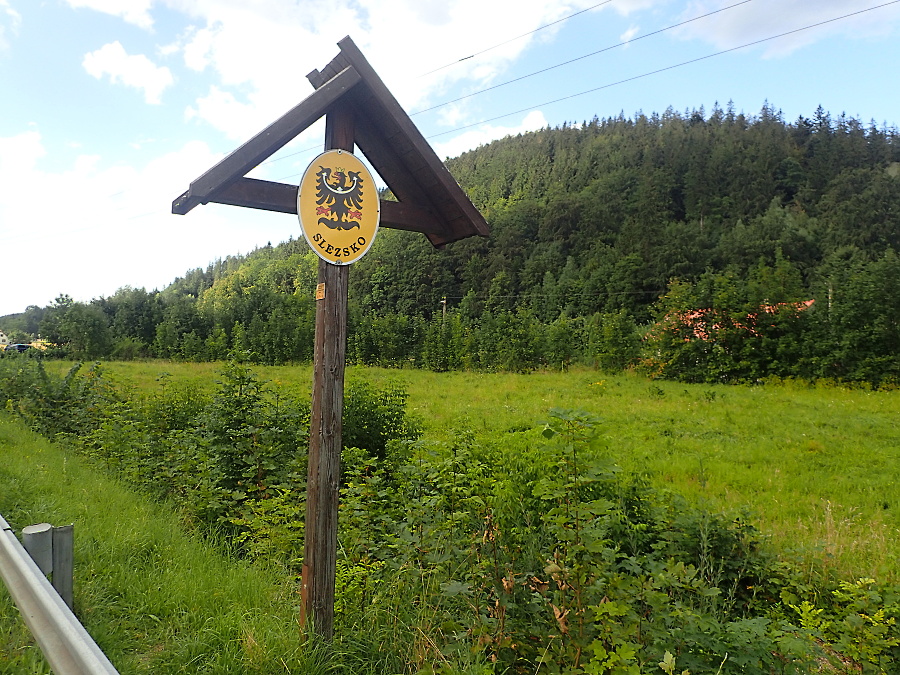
xmin=22 ymin=523 xmax=53 ymax=574
xmin=52 ymin=524 xmax=74 ymax=610
xmin=0 ymin=513 xmax=119 ymax=674
xmin=21 ymin=522 xmax=75 ymax=610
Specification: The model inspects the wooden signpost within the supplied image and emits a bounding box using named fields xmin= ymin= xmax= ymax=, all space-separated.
xmin=172 ymin=36 xmax=488 ymax=639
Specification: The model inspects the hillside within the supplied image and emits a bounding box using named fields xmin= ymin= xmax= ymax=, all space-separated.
xmin=350 ymin=103 xmax=900 ymax=320
xmin=2 ymin=103 xmax=900 ymax=382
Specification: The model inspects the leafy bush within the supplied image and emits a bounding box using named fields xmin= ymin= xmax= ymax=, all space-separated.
xmin=343 ymin=379 xmax=421 ymax=460
xmin=0 ymin=359 xmax=418 ymax=547
xmin=336 ymin=409 xmax=900 ymax=673
xmin=3 ymin=360 xmax=898 ymax=673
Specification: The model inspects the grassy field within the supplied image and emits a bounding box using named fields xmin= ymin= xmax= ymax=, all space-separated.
xmin=0 ymin=414 xmax=361 ymax=674
xmin=46 ymin=360 xmax=899 ymax=583
xmin=365 ymin=367 xmax=900 ymax=582
xmin=4 ymin=360 xmax=900 ymax=672
xmin=387 ymin=368 xmax=900 ymax=582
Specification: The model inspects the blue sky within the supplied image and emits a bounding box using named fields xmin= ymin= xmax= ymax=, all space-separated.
xmin=1 ymin=0 xmax=899 ymax=317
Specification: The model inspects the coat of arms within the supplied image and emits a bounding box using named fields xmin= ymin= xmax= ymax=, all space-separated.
xmin=298 ymin=149 xmax=380 ymax=264
xmin=314 ymin=166 xmax=365 ymax=230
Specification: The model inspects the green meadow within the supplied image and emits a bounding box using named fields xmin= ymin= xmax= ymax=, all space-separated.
xmin=40 ymin=360 xmax=900 ymax=580
xmin=4 ymin=360 xmax=899 ymax=673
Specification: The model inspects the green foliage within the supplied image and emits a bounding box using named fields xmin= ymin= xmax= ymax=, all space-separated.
xmin=343 ymin=379 xmax=421 ymax=460
xmin=5 ymin=104 xmax=900 ymax=387
xmin=640 ymin=263 xmax=816 ymax=384
xmin=0 ymin=414 xmax=402 ymax=674
xmin=811 ymin=578 xmax=900 ymax=671
xmin=4 ymin=361 xmax=900 ymax=672
xmin=0 ymin=358 xmax=417 ymax=546
xmin=337 ymin=407 xmax=898 ymax=673
xmin=585 ymin=310 xmax=642 ymax=373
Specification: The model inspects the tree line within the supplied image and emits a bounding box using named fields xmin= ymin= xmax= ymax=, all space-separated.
xmin=3 ymin=102 xmax=899 ymax=384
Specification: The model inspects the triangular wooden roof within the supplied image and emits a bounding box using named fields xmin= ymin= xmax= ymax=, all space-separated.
xmin=172 ymin=36 xmax=489 ymax=247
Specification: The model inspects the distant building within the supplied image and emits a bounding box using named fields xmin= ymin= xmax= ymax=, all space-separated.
xmin=0 ymin=330 xmax=8 ymax=347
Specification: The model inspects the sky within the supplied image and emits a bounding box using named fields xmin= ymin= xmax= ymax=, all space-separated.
xmin=1 ymin=0 xmax=899 ymax=318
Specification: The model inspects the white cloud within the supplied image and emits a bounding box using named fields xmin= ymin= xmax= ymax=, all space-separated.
xmin=185 ymin=85 xmax=259 ymax=139
xmin=63 ymin=0 xmax=154 ymax=30
xmin=0 ymin=130 xmax=45 ymax=177
xmin=432 ymin=110 xmax=548 ymax=159
xmin=129 ymin=135 xmax=157 ymax=150
xmin=0 ymin=128 xmax=298 ymax=315
xmin=83 ymin=41 xmax=174 ymax=104
xmin=366 ymin=0 xmax=598 ymax=107
xmin=674 ymin=0 xmax=900 ymax=58
xmin=181 ymin=25 xmax=217 ymax=71
xmin=608 ymin=0 xmax=665 ymax=16
xmin=168 ymin=4 xmax=343 ymax=138
xmin=620 ymin=25 xmax=640 ymax=44
xmin=163 ymin=0 xmax=899 ymax=142
xmin=164 ymin=0 xmax=611 ymax=141
xmin=0 ymin=0 xmax=21 ymax=52
xmin=437 ymin=103 xmax=470 ymax=129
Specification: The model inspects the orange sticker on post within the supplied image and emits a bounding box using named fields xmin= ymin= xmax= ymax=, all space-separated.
xmin=298 ymin=149 xmax=380 ymax=265
xmin=315 ymin=283 xmax=326 ymax=300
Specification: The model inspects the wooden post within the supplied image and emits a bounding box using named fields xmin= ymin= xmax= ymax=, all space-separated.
xmin=172 ymin=36 xmax=489 ymax=641
xmin=301 ymin=103 xmax=354 ymax=639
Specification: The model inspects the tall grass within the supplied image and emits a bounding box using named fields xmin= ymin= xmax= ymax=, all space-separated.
xmin=47 ymin=361 xmax=898 ymax=581
xmin=4 ymin=361 xmax=900 ymax=672
xmin=0 ymin=414 xmax=386 ymax=673
xmin=401 ymin=370 xmax=900 ymax=582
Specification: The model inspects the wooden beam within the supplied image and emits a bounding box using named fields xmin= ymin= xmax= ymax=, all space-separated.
xmin=208 ymin=178 xmax=297 ymax=214
xmin=171 ymin=66 xmax=361 ymax=215
xmin=379 ymin=200 xmax=443 ymax=234
xmin=333 ymin=38 xmax=489 ymax=241
xmin=176 ymin=37 xmax=488 ymax=243
xmin=208 ymin=177 xmax=443 ymax=234
xmin=305 ymin=38 xmax=489 ymax=245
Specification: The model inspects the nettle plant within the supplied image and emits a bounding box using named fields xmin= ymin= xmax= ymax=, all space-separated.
xmin=337 ymin=409 xmax=843 ymax=673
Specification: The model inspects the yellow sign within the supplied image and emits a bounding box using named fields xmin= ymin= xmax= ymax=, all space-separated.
xmin=297 ymin=149 xmax=380 ymax=265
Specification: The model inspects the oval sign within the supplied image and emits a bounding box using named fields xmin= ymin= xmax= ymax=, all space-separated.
xmin=297 ymin=149 xmax=380 ymax=265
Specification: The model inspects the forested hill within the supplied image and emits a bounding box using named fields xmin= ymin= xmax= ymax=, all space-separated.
xmin=4 ymin=103 xmax=900 ymax=383
xmin=349 ymin=102 xmax=900 ymax=322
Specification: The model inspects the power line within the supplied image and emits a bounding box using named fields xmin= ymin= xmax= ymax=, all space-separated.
xmin=418 ymin=0 xmax=615 ymax=77
xmin=265 ymin=1 xmax=751 ymax=177
xmin=257 ymin=141 xmax=326 ymax=168
xmin=272 ymin=2 xmax=896 ymax=167
xmin=260 ymin=4 xmax=619 ymax=170
xmin=11 ymin=0 xmax=887 ymax=235
xmin=264 ymin=0 xmax=747 ymax=169
xmin=412 ymin=0 xmax=753 ymax=117
xmin=426 ymin=0 xmax=900 ymax=139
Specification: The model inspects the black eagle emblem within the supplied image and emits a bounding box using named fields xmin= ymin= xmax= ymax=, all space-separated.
xmin=314 ymin=166 xmax=364 ymax=230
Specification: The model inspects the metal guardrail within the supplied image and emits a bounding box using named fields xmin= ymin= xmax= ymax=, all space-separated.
xmin=0 ymin=513 xmax=119 ymax=675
